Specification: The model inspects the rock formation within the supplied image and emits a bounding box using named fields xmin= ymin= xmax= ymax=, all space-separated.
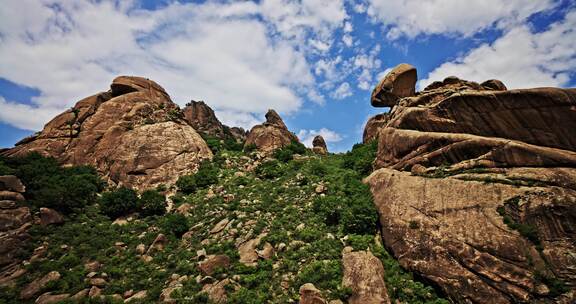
xmin=362 ymin=114 xmax=388 ymax=143
xmin=371 ymin=63 xmax=417 ymax=107
xmin=0 ymin=175 xmax=32 ymax=287
xmin=2 ymin=76 xmax=213 ymax=190
xmin=342 ymin=248 xmax=390 ymax=304
xmin=364 ymin=65 xmax=576 ymax=303
xmin=182 ymin=100 xmax=247 ymax=141
xmin=244 ymin=110 xmax=299 ymax=153
xmin=312 ymin=135 xmax=328 ymax=155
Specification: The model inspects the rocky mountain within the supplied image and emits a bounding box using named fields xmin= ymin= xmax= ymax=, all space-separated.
xmin=182 ymin=101 xmax=247 ymax=142
xmin=2 ymin=76 xmax=213 ymax=190
xmin=365 ymin=64 xmax=576 ymax=303
xmin=244 ymin=110 xmax=300 ymax=154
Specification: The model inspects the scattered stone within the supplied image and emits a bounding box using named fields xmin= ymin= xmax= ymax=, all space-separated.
xmin=196 ymin=248 xmax=207 ymax=260
xmin=296 ymin=223 xmax=305 ymax=231
xmin=201 ymin=279 xmax=231 ymax=304
xmin=88 ymin=286 xmax=101 ymax=298
xmin=124 ymin=290 xmax=147 ymax=303
xmin=238 ymin=233 xmax=267 ymax=266
xmin=256 ymin=242 xmax=274 ymax=260
xmin=112 ymin=218 xmax=129 ymax=226
xmin=84 ymin=261 xmax=101 ymax=272
xmin=89 ymin=278 xmax=107 ymax=287
xmin=70 ymin=289 xmax=89 ymax=301
xmin=20 ymin=271 xmax=61 ymax=300
xmin=299 ymin=283 xmax=327 ymax=304
xmin=198 ymin=255 xmax=231 ymax=276
xmin=147 ymin=234 xmax=167 ymax=254
xmin=210 ymin=218 xmax=230 ymax=234
xmin=314 ymin=184 xmax=327 ymax=194
xmin=39 ymin=208 xmax=64 ymax=226
xmin=136 ymin=244 xmax=147 ymax=255
xmin=35 ymin=292 xmax=70 ymax=304
xmin=160 ymin=286 xmax=181 ymax=303
xmin=123 ymin=290 xmax=134 ymax=299
xmin=141 ymin=255 xmax=153 ymax=263
xmin=175 ymin=203 xmax=192 ymax=216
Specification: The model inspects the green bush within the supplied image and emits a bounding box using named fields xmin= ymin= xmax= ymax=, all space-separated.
xmin=175 ymin=161 xmax=219 ymax=194
xmin=1 ymin=153 xmax=104 ymax=213
xmin=140 ymin=189 xmax=166 ymax=216
xmin=342 ymin=141 xmax=377 ymax=176
xmin=273 ymin=140 xmax=307 ymax=162
xmin=255 ymin=160 xmax=283 ymax=179
xmin=161 ymin=213 xmax=190 ymax=237
xmin=244 ymin=143 xmax=257 ymax=153
xmin=99 ymin=187 xmax=139 ymax=218
xmin=176 ymin=174 xmax=197 ymax=194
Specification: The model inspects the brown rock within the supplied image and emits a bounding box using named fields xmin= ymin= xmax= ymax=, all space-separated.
xmin=299 ymin=283 xmax=327 ymax=304
xmin=363 ymin=113 xmax=388 ymax=143
xmin=244 ymin=110 xmax=299 ymax=154
xmin=39 ymin=208 xmax=64 ymax=226
xmin=20 ymin=271 xmax=61 ymax=300
xmin=90 ymin=278 xmax=107 ymax=287
xmin=124 ymin=290 xmax=147 ymax=303
xmin=84 ymin=261 xmax=101 ymax=272
xmin=481 ymin=79 xmax=507 ymax=91
xmin=70 ymin=289 xmax=89 ymax=301
xmin=312 ymin=135 xmax=328 ymax=155
xmin=210 ymin=218 xmax=230 ymax=234
xmin=342 ymin=250 xmax=390 ymax=304
xmin=183 ymin=100 xmax=246 ymax=142
xmin=0 ymin=201 xmax=32 ymax=273
xmin=371 ymin=63 xmax=417 ymax=107
xmin=201 ymin=279 xmax=231 ymax=304
xmin=256 ymin=242 xmax=274 ymax=260
xmin=3 ymin=76 xmax=212 ymax=190
xmin=0 ymin=176 xmax=25 ymax=193
xmin=0 ymin=191 xmax=24 ymax=201
xmin=147 ymin=233 xmax=167 ymax=254
xmin=35 ymin=292 xmax=70 ymax=304
xmin=198 ymin=255 xmax=231 ymax=276
xmin=238 ymin=233 xmax=267 ymax=266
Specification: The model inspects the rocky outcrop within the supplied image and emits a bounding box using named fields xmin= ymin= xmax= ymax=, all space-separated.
xmin=342 ymin=248 xmax=390 ymax=304
xmin=299 ymin=283 xmax=326 ymax=304
xmin=371 ymin=63 xmax=417 ymax=107
xmin=0 ymin=176 xmax=32 ymax=286
xmin=244 ymin=110 xmax=299 ymax=154
xmin=363 ymin=114 xmax=388 ymax=143
xmin=365 ymin=65 xmax=576 ymax=303
xmin=3 ymin=76 xmax=212 ymax=190
xmin=312 ymin=135 xmax=328 ymax=155
xmin=182 ymin=100 xmax=247 ymax=141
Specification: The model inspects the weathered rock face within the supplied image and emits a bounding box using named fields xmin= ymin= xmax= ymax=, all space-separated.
xmin=342 ymin=249 xmax=390 ymax=304
xmin=0 ymin=176 xmax=32 ymax=285
xmin=182 ymin=100 xmax=247 ymax=141
xmin=3 ymin=76 xmax=213 ymax=190
xmin=365 ymin=65 xmax=576 ymax=303
xmin=371 ymin=63 xmax=417 ymax=107
xmin=363 ymin=114 xmax=388 ymax=143
xmin=312 ymin=135 xmax=328 ymax=155
xmin=244 ymin=110 xmax=299 ymax=154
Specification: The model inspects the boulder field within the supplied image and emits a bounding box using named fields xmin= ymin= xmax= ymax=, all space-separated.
xmin=364 ymin=64 xmax=576 ymax=303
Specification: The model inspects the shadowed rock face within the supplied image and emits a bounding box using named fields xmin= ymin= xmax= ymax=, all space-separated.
xmin=363 ymin=113 xmax=389 ymax=143
xmin=365 ymin=65 xmax=576 ymax=303
xmin=371 ymin=63 xmax=417 ymax=107
xmin=3 ymin=76 xmax=212 ymax=190
xmin=182 ymin=100 xmax=247 ymax=141
xmin=244 ymin=110 xmax=299 ymax=154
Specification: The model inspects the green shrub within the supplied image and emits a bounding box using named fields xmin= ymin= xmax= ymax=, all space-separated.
xmin=176 ymin=174 xmax=197 ymax=194
xmin=342 ymin=141 xmax=377 ymax=176
xmin=255 ymin=160 xmax=282 ymax=179
xmin=140 ymin=189 xmax=166 ymax=216
xmin=244 ymin=143 xmax=257 ymax=153
xmin=296 ymin=260 xmax=342 ymax=291
xmin=194 ymin=161 xmax=219 ymax=188
xmin=161 ymin=213 xmax=189 ymax=237
xmin=1 ymin=153 xmax=104 ymax=214
xmin=99 ymin=187 xmax=139 ymax=218
xmin=340 ymin=195 xmax=378 ymax=234
xmin=273 ymin=140 xmax=307 ymax=162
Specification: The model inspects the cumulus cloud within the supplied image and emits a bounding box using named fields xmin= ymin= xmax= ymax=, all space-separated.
xmin=421 ymin=9 xmax=576 ymax=89
xmin=0 ymin=0 xmax=347 ymax=131
xmin=331 ymin=82 xmax=352 ymax=99
xmin=365 ymin=0 xmax=557 ymax=39
xmin=0 ymin=96 xmax=61 ymax=131
xmin=297 ymin=128 xmax=343 ymax=148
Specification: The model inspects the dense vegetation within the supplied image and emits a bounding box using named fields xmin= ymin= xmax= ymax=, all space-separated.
xmin=0 ymin=143 xmax=448 ymax=304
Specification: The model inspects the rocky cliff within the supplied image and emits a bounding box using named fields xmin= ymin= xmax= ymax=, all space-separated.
xmin=364 ymin=65 xmax=576 ymax=303
xmin=3 ymin=76 xmax=213 ymax=190
xmin=244 ymin=110 xmax=300 ymax=153
xmin=182 ymin=100 xmax=247 ymax=142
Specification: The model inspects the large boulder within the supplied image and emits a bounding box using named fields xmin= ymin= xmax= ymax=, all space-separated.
xmin=312 ymin=135 xmax=328 ymax=155
xmin=362 ymin=114 xmax=388 ymax=143
xmin=3 ymin=76 xmax=213 ymax=190
xmin=244 ymin=110 xmax=299 ymax=154
xmin=182 ymin=100 xmax=247 ymax=142
xmin=371 ymin=63 xmax=417 ymax=107
xmin=342 ymin=249 xmax=390 ymax=304
xmin=364 ymin=67 xmax=576 ymax=303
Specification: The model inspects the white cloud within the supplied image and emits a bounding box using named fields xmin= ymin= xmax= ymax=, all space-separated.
xmin=0 ymin=96 xmax=61 ymax=131
xmin=297 ymin=128 xmax=343 ymax=147
xmin=365 ymin=0 xmax=557 ymax=39
xmin=342 ymin=34 xmax=353 ymax=47
xmin=421 ymin=10 xmax=576 ymax=89
xmin=331 ymin=82 xmax=352 ymax=99
xmin=0 ymin=0 xmax=348 ymax=131
xmin=343 ymin=21 xmax=353 ymax=33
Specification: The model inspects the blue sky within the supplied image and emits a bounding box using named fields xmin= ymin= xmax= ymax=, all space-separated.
xmin=0 ymin=0 xmax=575 ymax=152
